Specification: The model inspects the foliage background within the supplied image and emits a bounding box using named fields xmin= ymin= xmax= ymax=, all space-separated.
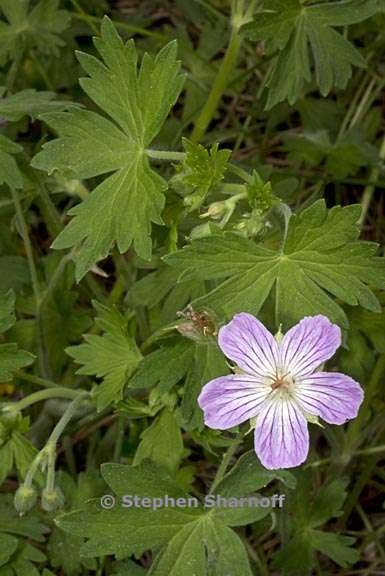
xmin=0 ymin=0 xmax=385 ymax=575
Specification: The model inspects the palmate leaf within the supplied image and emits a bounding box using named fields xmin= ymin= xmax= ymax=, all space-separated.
xmin=272 ymin=476 xmax=359 ymax=573
xmin=32 ymin=18 xmax=185 ymax=280
xmin=175 ymin=138 xmax=231 ymax=211
xmin=66 ymin=301 xmax=141 ymax=412
xmin=57 ymin=460 xmax=290 ymax=572
xmin=0 ymin=0 xmax=70 ymax=65
xmin=244 ymin=0 xmax=378 ymax=108
xmin=281 ymin=128 xmax=379 ymax=179
xmin=165 ymin=200 xmax=385 ymax=329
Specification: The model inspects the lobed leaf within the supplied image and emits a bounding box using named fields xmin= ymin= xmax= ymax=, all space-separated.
xmin=32 ymin=18 xmax=185 ymax=280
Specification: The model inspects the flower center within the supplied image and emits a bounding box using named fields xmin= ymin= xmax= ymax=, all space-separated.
xmin=270 ymin=372 xmax=294 ymax=392
xmin=271 ymin=376 xmax=289 ymax=390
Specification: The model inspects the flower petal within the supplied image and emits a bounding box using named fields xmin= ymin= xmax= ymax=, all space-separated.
xmin=280 ymin=315 xmax=341 ymax=377
xmin=295 ymin=372 xmax=364 ymax=424
xmin=218 ymin=313 xmax=279 ymax=378
xmin=198 ymin=374 xmax=270 ymax=430
xmin=254 ymin=396 xmax=309 ymax=469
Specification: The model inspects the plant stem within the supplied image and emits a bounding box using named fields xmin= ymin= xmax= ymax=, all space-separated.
xmin=48 ymin=393 xmax=89 ymax=444
xmin=68 ymin=0 xmax=100 ymax=35
xmin=71 ymin=12 xmax=167 ymax=41
xmin=306 ymin=444 xmax=385 ymax=469
xmin=29 ymin=50 xmax=54 ymax=91
xmin=209 ymin=434 xmax=243 ymax=495
xmin=6 ymin=387 xmax=87 ymax=413
xmin=10 ymin=186 xmax=50 ymax=376
xmin=14 ymin=370 xmax=61 ymax=389
xmin=191 ymin=24 xmax=242 ymax=143
xmin=11 ymin=187 xmax=41 ymax=308
xmin=359 ymin=134 xmax=385 ymax=226
xmin=32 ymin=176 xmax=63 ymax=237
xmin=145 ymin=149 xmax=186 ymax=161
xmin=23 ymin=393 xmax=89 ymax=489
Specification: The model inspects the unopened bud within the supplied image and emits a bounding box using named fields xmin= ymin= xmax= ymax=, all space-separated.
xmin=14 ymin=485 xmax=37 ymax=514
xmin=41 ymin=486 xmax=65 ymax=512
xmin=201 ymin=201 xmax=227 ymax=220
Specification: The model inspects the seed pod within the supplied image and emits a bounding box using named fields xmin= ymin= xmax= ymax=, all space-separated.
xmin=14 ymin=485 xmax=37 ymax=514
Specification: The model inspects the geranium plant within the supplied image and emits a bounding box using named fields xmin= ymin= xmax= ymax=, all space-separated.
xmin=0 ymin=1 xmax=384 ymax=574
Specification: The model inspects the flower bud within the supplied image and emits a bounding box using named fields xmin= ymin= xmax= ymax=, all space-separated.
xmin=201 ymin=201 xmax=227 ymax=220
xmin=41 ymin=486 xmax=65 ymax=512
xmin=14 ymin=485 xmax=37 ymax=515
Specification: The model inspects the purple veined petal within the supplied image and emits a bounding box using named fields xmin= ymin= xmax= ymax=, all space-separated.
xmin=294 ymin=372 xmax=364 ymax=425
xmin=198 ymin=374 xmax=271 ymax=430
xmin=279 ymin=315 xmax=341 ymax=378
xmin=218 ymin=313 xmax=279 ymax=378
xmin=254 ymin=396 xmax=309 ymax=469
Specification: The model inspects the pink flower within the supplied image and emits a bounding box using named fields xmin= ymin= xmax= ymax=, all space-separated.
xmin=198 ymin=313 xmax=364 ymax=470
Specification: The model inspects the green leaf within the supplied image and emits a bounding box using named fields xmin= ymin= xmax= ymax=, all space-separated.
xmin=39 ymin=257 xmax=92 ymax=376
xmin=175 ymin=138 xmax=231 ymax=211
xmin=0 ymin=494 xmax=48 ymax=540
xmin=56 ymin=461 xmax=200 ymax=558
xmin=310 ymin=530 xmax=359 ymax=568
xmin=32 ymin=18 xmax=184 ymax=280
xmin=0 ymin=534 xmax=18 ymax=567
xmin=215 ymin=450 xmax=296 ymax=498
xmin=346 ymin=302 xmax=385 ymax=353
xmin=129 ymin=339 xmax=194 ymax=392
xmin=0 ymin=88 xmax=78 ymax=121
xmin=181 ymin=339 xmax=228 ymax=430
xmin=204 ymin=520 xmax=253 ymax=576
xmin=0 ymin=0 xmax=70 ymax=64
xmin=0 ymin=134 xmax=23 ymax=188
xmin=0 ymin=257 xmax=30 ymax=291
xmin=309 ymin=478 xmax=348 ymax=527
xmin=149 ymin=519 xmax=207 ymax=576
xmin=134 ymin=409 xmax=184 ymax=475
xmin=0 ymin=415 xmax=41 ymax=485
xmin=244 ymin=0 xmax=378 ymax=108
xmin=128 ymin=266 xmax=204 ymax=325
xmin=47 ymin=473 xmax=99 ymax=576
xmin=0 ymin=344 xmax=34 ymax=381
xmin=56 ymin=461 xmax=255 ymax=573
xmin=66 ymin=301 xmax=141 ymax=412
xmin=129 ymin=335 xmax=228 ymax=430
xmin=272 ymin=474 xmax=358 ymax=573
xmin=0 ymin=289 xmax=35 ymax=381
xmin=165 ymin=200 xmax=385 ymax=329
xmin=282 ymin=129 xmax=378 ymax=178
xmin=0 ymin=540 xmax=45 ymax=576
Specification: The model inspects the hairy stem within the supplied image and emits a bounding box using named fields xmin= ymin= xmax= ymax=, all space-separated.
xmin=209 ymin=433 xmax=244 ymax=495
xmin=6 ymin=387 xmax=87 ymax=413
xmin=191 ymin=26 xmax=241 ymax=143
xmin=145 ymin=149 xmax=186 ymax=161
xmin=23 ymin=393 xmax=89 ymax=489
xmin=14 ymin=370 xmax=61 ymax=389
xmin=71 ymin=11 xmax=167 ymax=41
